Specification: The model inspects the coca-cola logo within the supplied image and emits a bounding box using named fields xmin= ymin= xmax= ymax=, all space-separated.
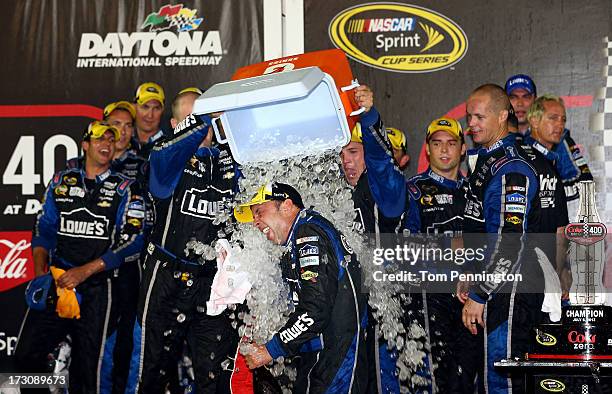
xmin=564 ymin=222 xmax=606 ymax=245
xmin=0 ymin=231 xmax=34 ymax=292
xmin=567 ymin=330 xmax=596 ymax=344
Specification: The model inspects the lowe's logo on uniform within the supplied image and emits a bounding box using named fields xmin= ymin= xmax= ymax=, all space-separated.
xmin=181 ymin=187 xmax=231 ymax=219
xmin=506 ymin=193 xmax=526 ymax=204
xmin=279 ymin=313 xmax=314 ymax=343
xmin=58 ymin=208 xmax=110 ymax=240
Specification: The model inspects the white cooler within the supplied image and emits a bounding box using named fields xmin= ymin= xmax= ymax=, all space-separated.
xmin=192 ymin=66 xmax=353 ymax=165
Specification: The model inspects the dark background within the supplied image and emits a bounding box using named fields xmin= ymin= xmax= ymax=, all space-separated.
xmin=0 ymin=0 xmax=263 ymax=369
xmin=306 ymin=0 xmax=612 ymax=174
xmin=1 ymin=0 xmax=611 ymax=370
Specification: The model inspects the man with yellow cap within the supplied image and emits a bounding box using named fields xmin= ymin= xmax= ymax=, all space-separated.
xmin=234 ymin=182 xmax=368 ymax=394
xmin=15 ymin=120 xmax=150 ymax=393
xmin=66 ymin=100 xmax=149 ymax=185
xmin=64 ymin=106 xmax=150 ymax=393
xmin=102 ymin=100 xmax=149 ymax=182
xmin=341 ymin=85 xmax=409 ymax=234
xmin=404 ymin=117 xmax=466 ymax=234
xmin=341 ymin=85 xmax=409 ymax=393
xmin=132 ymin=81 xmax=166 ymax=159
xmin=65 ymin=103 xmax=152 ymax=391
xmin=171 ymin=87 xmax=204 ymax=130
xmin=102 ymin=100 xmax=153 ymax=392
xmin=105 ymin=100 xmax=136 ymax=159
xmin=402 ymin=116 xmax=469 ymax=393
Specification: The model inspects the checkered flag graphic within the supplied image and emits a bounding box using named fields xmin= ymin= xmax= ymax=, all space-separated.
xmin=588 ymin=37 xmax=612 ymax=224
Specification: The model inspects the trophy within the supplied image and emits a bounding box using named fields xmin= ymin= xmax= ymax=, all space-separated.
xmin=529 ymin=181 xmax=611 ymax=361
xmin=568 ymin=180 xmax=607 ymax=305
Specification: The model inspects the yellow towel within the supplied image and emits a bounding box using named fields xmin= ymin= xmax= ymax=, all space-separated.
xmin=50 ymin=267 xmax=81 ymax=319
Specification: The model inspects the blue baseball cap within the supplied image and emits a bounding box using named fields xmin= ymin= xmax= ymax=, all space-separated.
xmin=25 ymin=273 xmax=53 ymax=311
xmin=505 ymin=74 xmax=537 ymax=96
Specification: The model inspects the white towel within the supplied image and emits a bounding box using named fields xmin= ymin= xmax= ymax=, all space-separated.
xmin=206 ymin=239 xmax=252 ymax=316
xmin=535 ymin=247 xmax=562 ymax=322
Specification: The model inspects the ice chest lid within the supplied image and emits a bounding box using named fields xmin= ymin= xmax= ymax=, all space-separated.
xmin=193 ymin=66 xmax=327 ymax=114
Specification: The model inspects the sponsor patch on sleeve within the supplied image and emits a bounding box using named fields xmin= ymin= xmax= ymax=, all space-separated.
xmin=505 ymin=204 xmax=526 ymax=213
xmin=299 ymin=256 xmax=320 ymax=267
xmin=298 ymin=244 xmax=319 ymax=258
xmin=127 ymin=209 xmax=146 ymax=218
xmin=296 ymin=236 xmax=319 ymax=244
xmin=127 ymin=218 xmax=142 ymax=228
xmin=128 ymin=200 xmax=145 ymax=211
xmin=300 ymin=270 xmax=318 ymax=282
xmin=505 ymin=193 xmax=526 ymax=204
xmin=505 ymin=215 xmax=522 ymax=225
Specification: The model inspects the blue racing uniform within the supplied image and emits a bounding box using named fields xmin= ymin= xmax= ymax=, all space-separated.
xmin=130 ymin=114 xmax=241 ymax=393
xmin=265 ymin=209 xmax=368 ymax=393
xmin=523 ymin=128 xmax=592 ymax=202
xmin=403 ymin=169 xmax=469 ymax=393
xmin=15 ymin=168 xmax=148 ymax=394
xmin=463 ymin=133 xmax=545 ymax=394
xmin=351 ymin=108 xmax=407 ymax=393
xmin=129 ymin=129 xmax=166 ymax=161
xmin=351 ymin=107 xmax=406 ymax=235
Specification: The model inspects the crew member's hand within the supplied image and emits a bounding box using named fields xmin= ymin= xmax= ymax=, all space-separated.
xmin=462 ymin=297 xmax=485 ymax=335
xmin=560 ymin=267 xmax=572 ymax=301
xmin=57 ymin=259 xmax=105 ymax=289
xmin=354 ymin=85 xmax=374 ymax=113
xmin=455 ymin=280 xmax=470 ymax=304
xmin=201 ymin=126 xmax=214 ymax=147
xmin=244 ymin=344 xmax=273 ymax=369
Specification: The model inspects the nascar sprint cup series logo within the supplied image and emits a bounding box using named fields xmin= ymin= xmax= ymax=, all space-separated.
xmin=77 ymin=4 xmax=223 ymax=68
xmin=329 ymin=3 xmax=468 ymax=73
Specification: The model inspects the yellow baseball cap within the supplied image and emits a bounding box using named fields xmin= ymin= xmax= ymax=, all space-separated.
xmin=177 ymin=87 xmax=203 ymax=96
xmin=134 ymin=82 xmax=165 ymax=106
xmin=387 ymin=127 xmax=407 ymax=152
xmin=83 ymin=120 xmax=120 ymax=141
xmin=234 ymin=182 xmax=304 ymax=223
xmin=103 ymin=100 xmax=136 ymax=120
xmin=350 ymin=122 xmax=362 ymax=143
xmin=350 ymin=122 xmax=407 ymax=152
xmin=426 ymin=117 xmax=464 ymax=142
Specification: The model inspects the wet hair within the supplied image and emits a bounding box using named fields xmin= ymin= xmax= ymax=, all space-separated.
xmin=527 ymin=94 xmax=565 ymax=122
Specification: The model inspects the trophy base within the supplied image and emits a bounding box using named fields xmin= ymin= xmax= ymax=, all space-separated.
xmin=527 ymin=305 xmax=612 ymax=360
xmin=495 ymin=360 xmax=612 ymax=393
xmin=562 ymin=304 xmax=611 ymax=325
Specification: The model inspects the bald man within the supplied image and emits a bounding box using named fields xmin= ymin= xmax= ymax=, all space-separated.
xmin=460 ymin=84 xmax=545 ymax=394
